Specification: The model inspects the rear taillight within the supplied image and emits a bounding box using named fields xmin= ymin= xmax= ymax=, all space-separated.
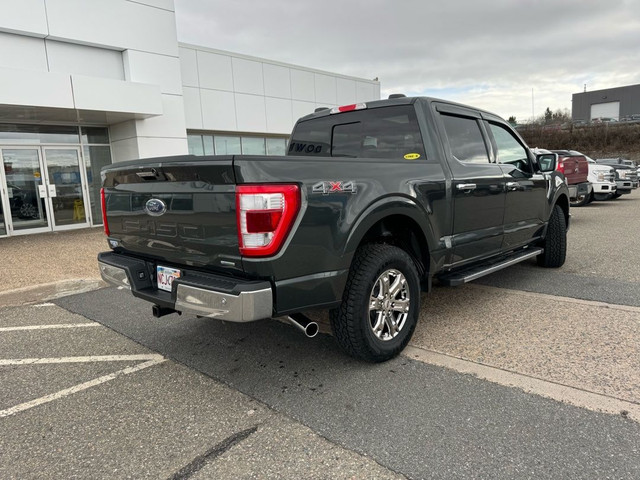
xmin=236 ymin=184 xmax=300 ymax=257
xmin=100 ymin=188 xmax=110 ymax=236
xmin=556 ymin=161 xmax=565 ymax=174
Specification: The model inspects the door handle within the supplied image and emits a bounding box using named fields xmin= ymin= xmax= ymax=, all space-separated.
xmin=456 ymin=183 xmax=477 ymax=191
xmin=506 ymin=181 xmax=520 ymax=191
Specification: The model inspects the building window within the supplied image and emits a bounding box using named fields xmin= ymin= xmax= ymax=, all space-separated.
xmin=187 ymin=133 xmax=289 ymax=156
xmin=215 ymin=136 xmax=242 ymax=155
xmin=266 ymin=138 xmax=286 ymax=155
xmin=241 ymin=137 xmax=265 ymax=155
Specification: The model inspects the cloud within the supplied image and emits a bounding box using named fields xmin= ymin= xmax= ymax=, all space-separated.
xmin=175 ymin=0 xmax=640 ymax=122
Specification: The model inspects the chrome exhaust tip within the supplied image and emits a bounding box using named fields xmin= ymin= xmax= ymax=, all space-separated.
xmin=287 ymin=313 xmax=319 ymax=338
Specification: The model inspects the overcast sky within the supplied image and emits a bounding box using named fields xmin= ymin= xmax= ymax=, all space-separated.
xmin=175 ymin=0 xmax=640 ymax=122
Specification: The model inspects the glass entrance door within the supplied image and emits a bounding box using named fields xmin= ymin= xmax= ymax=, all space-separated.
xmin=42 ymin=148 xmax=89 ymax=230
xmin=1 ymin=148 xmax=51 ymax=234
xmin=0 ymin=147 xmax=90 ymax=235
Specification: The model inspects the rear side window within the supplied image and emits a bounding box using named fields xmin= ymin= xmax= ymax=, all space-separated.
xmin=289 ymin=105 xmax=425 ymax=160
xmin=440 ymin=114 xmax=490 ymax=164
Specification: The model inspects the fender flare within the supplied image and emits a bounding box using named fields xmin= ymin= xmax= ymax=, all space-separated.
xmin=343 ymin=195 xmax=437 ymax=261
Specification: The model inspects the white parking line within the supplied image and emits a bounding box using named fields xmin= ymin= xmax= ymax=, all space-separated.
xmin=0 ymin=354 xmax=164 ymax=366
xmin=0 ymin=357 xmax=166 ymax=418
xmin=0 ymin=323 xmax=100 ymax=332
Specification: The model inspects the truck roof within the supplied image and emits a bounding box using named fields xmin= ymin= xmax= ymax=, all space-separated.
xmin=297 ymin=96 xmax=505 ymax=124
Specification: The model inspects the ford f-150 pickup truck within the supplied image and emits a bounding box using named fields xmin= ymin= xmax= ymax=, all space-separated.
xmin=98 ymin=96 xmax=569 ymax=362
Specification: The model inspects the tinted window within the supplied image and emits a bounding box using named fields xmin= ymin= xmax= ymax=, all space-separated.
xmin=489 ymin=123 xmax=529 ymax=168
xmin=289 ymin=105 xmax=425 ymax=159
xmin=440 ymin=114 xmax=489 ymax=164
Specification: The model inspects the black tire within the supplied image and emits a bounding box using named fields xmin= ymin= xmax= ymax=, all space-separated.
xmin=612 ymin=192 xmax=623 ymax=199
xmin=586 ymin=191 xmax=594 ymax=204
xmin=330 ymin=243 xmax=420 ymax=363
xmin=570 ymin=192 xmax=589 ymax=207
xmin=537 ymin=205 xmax=567 ymax=268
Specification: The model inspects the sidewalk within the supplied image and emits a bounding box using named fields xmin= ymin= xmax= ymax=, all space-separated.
xmin=0 ymin=227 xmax=107 ymax=306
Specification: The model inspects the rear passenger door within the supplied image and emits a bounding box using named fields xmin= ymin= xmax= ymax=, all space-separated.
xmin=435 ymin=105 xmax=506 ymax=265
xmin=485 ymin=120 xmax=547 ymax=249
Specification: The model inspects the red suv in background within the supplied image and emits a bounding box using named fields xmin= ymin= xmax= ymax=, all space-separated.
xmin=551 ymin=150 xmax=592 ymax=206
xmin=532 ymin=149 xmax=592 ymax=206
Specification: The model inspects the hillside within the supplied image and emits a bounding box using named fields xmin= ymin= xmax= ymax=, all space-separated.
xmin=518 ymin=123 xmax=640 ymax=161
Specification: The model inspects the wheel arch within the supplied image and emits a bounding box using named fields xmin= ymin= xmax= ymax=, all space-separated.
xmin=344 ymin=198 xmax=434 ymax=284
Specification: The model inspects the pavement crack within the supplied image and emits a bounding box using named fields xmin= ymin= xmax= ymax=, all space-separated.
xmin=166 ymin=425 xmax=259 ymax=480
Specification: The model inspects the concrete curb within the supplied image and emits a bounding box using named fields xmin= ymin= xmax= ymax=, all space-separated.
xmin=0 ymin=279 xmax=107 ymax=308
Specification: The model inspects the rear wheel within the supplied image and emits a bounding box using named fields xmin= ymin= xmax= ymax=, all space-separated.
xmin=330 ymin=243 xmax=420 ymax=363
xmin=537 ymin=205 xmax=567 ymax=268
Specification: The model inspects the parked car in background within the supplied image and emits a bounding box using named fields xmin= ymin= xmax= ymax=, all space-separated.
xmin=596 ymin=158 xmax=638 ymax=197
xmin=549 ymin=150 xmax=592 ymax=207
xmin=583 ymin=157 xmax=617 ymax=201
xmin=572 ymin=119 xmax=589 ymax=128
xmin=591 ymin=117 xmax=618 ymax=124
xmin=619 ymin=114 xmax=640 ymax=124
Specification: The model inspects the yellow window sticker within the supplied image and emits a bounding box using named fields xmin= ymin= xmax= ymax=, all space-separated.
xmin=404 ymin=153 xmax=421 ymax=160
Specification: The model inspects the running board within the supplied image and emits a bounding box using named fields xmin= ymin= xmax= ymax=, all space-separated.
xmin=438 ymin=248 xmax=543 ymax=286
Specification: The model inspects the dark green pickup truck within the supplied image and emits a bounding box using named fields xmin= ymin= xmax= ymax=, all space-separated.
xmin=98 ymin=96 xmax=569 ymax=362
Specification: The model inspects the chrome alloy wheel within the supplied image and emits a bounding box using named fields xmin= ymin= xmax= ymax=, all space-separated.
xmin=368 ymin=268 xmax=410 ymax=341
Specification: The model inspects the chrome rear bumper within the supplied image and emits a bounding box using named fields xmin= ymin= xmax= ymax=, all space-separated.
xmin=98 ymin=258 xmax=272 ymax=323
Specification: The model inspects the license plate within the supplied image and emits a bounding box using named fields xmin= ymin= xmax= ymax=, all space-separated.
xmin=157 ymin=266 xmax=181 ymax=292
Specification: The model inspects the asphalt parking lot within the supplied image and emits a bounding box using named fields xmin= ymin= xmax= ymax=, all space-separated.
xmin=2 ymin=195 xmax=640 ymax=479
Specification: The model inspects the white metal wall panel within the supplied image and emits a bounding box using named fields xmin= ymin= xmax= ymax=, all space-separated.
xmin=314 ymin=73 xmax=337 ymax=105
xmin=137 ymin=137 xmax=188 ymax=159
xmin=290 ymin=69 xmax=315 ymax=102
xmin=197 ymin=51 xmax=233 ymax=91
xmin=71 ymin=74 xmax=162 ymax=114
xmin=182 ymin=87 xmax=203 ymax=129
xmin=232 ymin=58 xmax=264 ymax=95
xmin=336 ymin=78 xmax=357 ymax=105
xmin=0 ymin=32 xmax=47 ymax=71
xmin=265 ymin=97 xmax=293 ymax=133
xmin=136 ymin=95 xmax=187 ymax=138
xmin=200 ymin=89 xmax=236 ymax=131
xmin=45 ymin=0 xmax=179 ymax=56
xmin=590 ymin=102 xmax=620 ymax=120
xmin=235 ymin=94 xmax=267 ymax=132
xmin=292 ymin=100 xmax=316 ymax=122
xmin=110 ymin=137 xmax=140 ymax=162
xmin=263 ymin=64 xmax=291 ymax=99
xmin=109 ymin=120 xmax=138 ymax=142
xmin=47 ymin=40 xmax=124 ymax=80
xmin=0 ymin=67 xmax=73 ymax=108
xmin=127 ymin=0 xmax=174 ymax=11
xmin=179 ymin=47 xmax=199 ymax=87
xmin=124 ymin=50 xmax=182 ymax=94
xmin=0 ymin=0 xmax=48 ymax=37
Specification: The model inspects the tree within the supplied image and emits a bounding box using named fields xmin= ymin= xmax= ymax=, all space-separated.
xmin=508 ymin=115 xmax=516 ymax=125
xmin=544 ymin=107 xmax=553 ymax=123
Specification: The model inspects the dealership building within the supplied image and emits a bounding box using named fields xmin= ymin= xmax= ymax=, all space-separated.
xmin=0 ymin=0 xmax=380 ymax=238
xmin=572 ymin=83 xmax=640 ymax=122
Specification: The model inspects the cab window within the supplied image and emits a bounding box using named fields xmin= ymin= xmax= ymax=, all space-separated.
xmin=439 ymin=114 xmax=490 ymax=164
xmin=488 ymin=123 xmax=531 ymax=172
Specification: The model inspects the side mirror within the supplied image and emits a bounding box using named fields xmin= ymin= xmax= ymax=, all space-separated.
xmin=536 ymin=153 xmax=558 ymax=173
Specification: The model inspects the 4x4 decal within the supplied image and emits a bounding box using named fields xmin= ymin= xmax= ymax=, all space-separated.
xmin=312 ymin=181 xmax=357 ymax=194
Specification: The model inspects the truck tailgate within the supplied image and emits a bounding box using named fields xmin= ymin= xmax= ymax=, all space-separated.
xmin=102 ymin=155 xmax=241 ymax=272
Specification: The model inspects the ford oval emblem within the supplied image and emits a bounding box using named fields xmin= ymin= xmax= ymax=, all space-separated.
xmin=145 ymin=198 xmax=167 ymax=216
